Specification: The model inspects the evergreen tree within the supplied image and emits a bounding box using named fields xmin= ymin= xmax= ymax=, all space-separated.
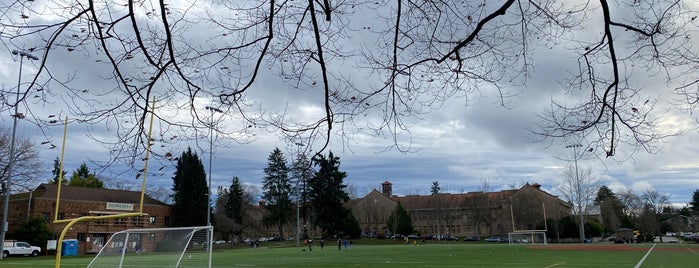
xmin=68 ymin=163 xmax=103 ymax=188
xmin=225 ymin=177 xmax=244 ymax=224
xmin=261 ymin=148 xmax=293 ymax=239
xmin=308 ymin=151 xmax=350 ymax=238
xmin=595 ymin=185 xmax=624 ymax=231
xmin=171 ymin=148 xmax=208 ymax=227
xmin=342 ymin=209 xmax=362 ymax=239
xmin=431 ymin=181 xmax=440 ymax=195
xmin=14 ymin=216 xmax=54 ymax=249
xmin=691 ymin=189 xmax=699 ymax=215
xmin=291 ymin=153 xmax=313 ymax=237
xmin=386 ymin=202 xmax=413 ymax=237
xmin=50 ymin=157 xmax=67 ymax=184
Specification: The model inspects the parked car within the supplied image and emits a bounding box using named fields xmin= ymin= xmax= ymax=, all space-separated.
xmin=484 ymin=237 xmax=503 ymax=243
xmin=407 ymin=234 xmax=420 ymax=240
xmin=3 ymin=241 xmax=41 ymax=258
xmin=443 ymin=235 xmax=459 ymax=241
xmin=464 ymin=236 xmax=480 ymax=241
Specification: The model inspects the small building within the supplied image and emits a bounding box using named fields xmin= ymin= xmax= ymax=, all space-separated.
xmin=663 ymin=215 xmax=697 ymax=234
xmin=0 ymin=184 xmax=172 ymax=255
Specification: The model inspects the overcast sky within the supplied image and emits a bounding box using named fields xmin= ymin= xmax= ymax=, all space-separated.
xmin=1 ymin=1 xmax=698 ymax=207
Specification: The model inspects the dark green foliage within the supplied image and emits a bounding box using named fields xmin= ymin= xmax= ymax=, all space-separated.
xmin=342 ymin=209 xmax=362 ymax=239
xmin=225 ymin=177 xmax=244 ymax=224
xmin=171 ymin=148 xmax=208 ymax=227
xmin=308 ymin=152 xmax=350 ymax=238
xmin=50 ymin=157 xmax=67 ymax=184
xmin=262 ymin=148 xmax=293 ymax=239
xmin=68 ymin=163 xmax=103 ymax=188
xmin=431 ymin=181 xmax=440 ymax=195
xmin=678 ymin=207 xmax=691 ymax=216
xmin=386 ymin=202 xmax=413 ymax=236
xmin=557 ymin=215 xmax=580 ymax=238
xmin=595 ymin=186 xmax=625 ymax=231
xmin=291 ymin=153 xmax=313 ymax=231
xmin=13 ymin=216 xmax=54 ymax=250
xmin=620 ymin=215 xmax=635 ymax=229
xmin=584 ymin=218 xmax=605 ymax=238
xmin=692 ymin=189 xmax=699 ymax=214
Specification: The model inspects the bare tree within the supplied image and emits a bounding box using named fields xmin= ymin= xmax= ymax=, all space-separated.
xmin=464 ymin=179 xmax=492 ymax=238
xmin=1 ymin=0 xmax=697 ymax=168
xmin=641 ymin=188 xmax=669 ymax=242
xmin=557 ymin=165 xmax=599 ymax=242
xmin=618 ymin=189 xmax=644 ymax=219
xmin=0 ymin=129 xmax=43 ymax=194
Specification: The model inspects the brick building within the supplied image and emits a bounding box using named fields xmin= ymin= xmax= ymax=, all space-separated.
xmin=1 ymin=184 xmax=172 ymax=254
xmin=348 ymin=181 xmax=572 ymax=239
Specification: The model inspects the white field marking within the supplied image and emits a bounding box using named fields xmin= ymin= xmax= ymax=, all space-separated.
xmin=634 ymin=243 xmax=657 ymax=268
xmin=544 ymin=261 xmax=566 ymax=268
xmin=681 ymin=243 xmax=699 ymax=256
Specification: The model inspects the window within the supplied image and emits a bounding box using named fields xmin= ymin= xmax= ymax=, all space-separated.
xmin=77 ymin=233 xmax=86 ymax=242
xmin=149 ymin=233 xmax=155 ymax=241
xmin=58 ymin=212 xmax=65 ymax=220
xmin=150 ymin=216 xmax=156 ymax=225
xmin=41 ymin=212 xmax=51 ymax=222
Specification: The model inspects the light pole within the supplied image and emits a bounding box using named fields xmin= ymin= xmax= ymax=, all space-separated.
xmin=292 ymin=142 xmax=304 ymax=247
xmin=566 ymin=143 xmax=585 ymax=243
xmin=1 ymin=50 xmax=39 ymax=259
xmin=205 ymin=106 xmax=222 ymax=227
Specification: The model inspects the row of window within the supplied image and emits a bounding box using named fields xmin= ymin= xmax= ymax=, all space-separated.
xmin=40 ymin=212 xmax=166 ymax=226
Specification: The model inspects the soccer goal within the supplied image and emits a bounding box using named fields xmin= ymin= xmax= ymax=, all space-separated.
xmin=86 ymin=226 xmax=213 ymax=268
xmin=508 ymin=231 xmax=547 ymax=245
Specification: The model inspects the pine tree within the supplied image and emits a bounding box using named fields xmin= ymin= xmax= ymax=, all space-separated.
xmin=308 ymin=151 xmax=351 ymax=238
xmin=68 ymin=163 xmax=103 ymax=188
xmin=225 ymin=177 xmax=244 ymax=224
xmin=50 ymin=157 xmax=67 ymax=184
xmin=386 ymin=202 xmax=413 ymax=237
xmin=431 ymin=181 xmax=440 ymax=195
xmin=291 ymin=153 xmax=313 ymax=237
xmin=595 ymin=185 xmax=625 ymax=231
xmin=261 ymin=148 xmax=293 ymax=239
xmin=171 ymin=148 xmax=208 ymax=227
xmin=691 ymin=189 xmax=699 ymax=215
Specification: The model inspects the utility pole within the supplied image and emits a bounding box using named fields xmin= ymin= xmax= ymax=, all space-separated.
xmin=1 ymin=50 xmax=39 ymax=259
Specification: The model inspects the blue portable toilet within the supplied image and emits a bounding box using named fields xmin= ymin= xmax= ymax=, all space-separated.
xmin=61 ymin=239 xmax=79 ymax=256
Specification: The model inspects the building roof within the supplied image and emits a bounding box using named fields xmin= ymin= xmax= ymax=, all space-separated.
xmin=393 ymin=190 xmax=517 ymax=210
xmin=350 ymin=183 xmax=569 ymax=211
xmin=32 ymin=183 xmax=169 ymax=206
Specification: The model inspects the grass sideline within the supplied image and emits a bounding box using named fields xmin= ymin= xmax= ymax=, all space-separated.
xmin=3 ymin=241 xmax=698 ymax=267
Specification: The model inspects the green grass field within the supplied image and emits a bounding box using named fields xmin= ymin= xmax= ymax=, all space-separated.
xmin=3 ymin=241 xmax=698 ymax=267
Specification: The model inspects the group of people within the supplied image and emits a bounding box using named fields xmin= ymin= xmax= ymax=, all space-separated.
xmin=302 ymin=237 xmax=356 ymax=252
xmin=337 ymin=238 xmax=353 ymax=250
xmin=303 ymin=239 xmax=320 ymax=251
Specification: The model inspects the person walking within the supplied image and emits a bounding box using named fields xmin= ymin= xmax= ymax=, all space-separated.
xmin=337 ymin=238 xmax=342 ymax=250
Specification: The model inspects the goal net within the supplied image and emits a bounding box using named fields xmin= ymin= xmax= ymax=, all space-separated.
xmin=508 ymin=231 xmax=547 ymax=245
xmin=87 ymin=226 xmax=213 ymax=268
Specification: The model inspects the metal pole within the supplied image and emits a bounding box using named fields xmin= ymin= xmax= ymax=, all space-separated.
xmin=205 ymin=106 xmax=222 ymax=227
xmin=296 ymin=194 xmax=300 ymax=247
xmin=207 ymin=115 xmax=213 ymax=227
xmin=1 ymin=50 xmax=38 ymax=259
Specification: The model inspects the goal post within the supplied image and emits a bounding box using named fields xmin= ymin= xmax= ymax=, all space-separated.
xmin=86 ymin=226 xmax=213 ymax=268
xmin=508 ymin=231 xmax=547 ymax=245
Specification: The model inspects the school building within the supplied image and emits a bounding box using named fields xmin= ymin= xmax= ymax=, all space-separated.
xmin=0 ymin=183 xmax=172 ymax=254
